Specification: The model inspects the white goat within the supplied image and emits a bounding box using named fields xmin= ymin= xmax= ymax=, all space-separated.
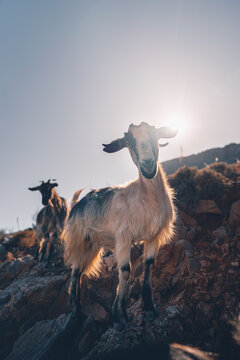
xmin=64 ymin=122 xmax=177 ymax=329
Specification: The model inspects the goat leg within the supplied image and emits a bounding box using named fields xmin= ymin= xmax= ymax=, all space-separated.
xmin=142 ymin=257 xmax=158 ymax=319
xmin=69 ymin=268 xmax=81 ymax=316
xmin=46 ymin=231 xmax=58 ymax=265
xmin=46 ymin=238 xmax=54 ymax=265
xmin=39 ymin=234 xmax=49 ymax=262
xmin=112 ymin=262 xmax=130 ymax=331
xmin=34 ymin=245 xmax=40 ymax=261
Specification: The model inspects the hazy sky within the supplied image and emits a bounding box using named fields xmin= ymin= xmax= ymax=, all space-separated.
xmin=1 ymin=0 xmax=240 ymax=230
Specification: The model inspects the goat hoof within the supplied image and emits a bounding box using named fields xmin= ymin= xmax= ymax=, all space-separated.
xmin=113 ymin=319 xmax=127 ymax=332
xmin=69 ymin=299 xmax=81 ymax=317
xmin=145 ymin=310 xmax=156 ymax=321
xmin=145 ymin=304 xmax=159 ymax=321
xmin=39 ymin=254 xmax=44 ymax=262
xmin=70 ymin=310 xmax=80 ymax=320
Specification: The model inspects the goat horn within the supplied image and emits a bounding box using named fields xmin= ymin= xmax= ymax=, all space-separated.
xmin=28 ymin=185 xmax=40 ymax=191
xmin=156 ymin=127 xmax=178 ymax=139
xmin=102 ymin=136 xmax=127 ymax=153
xmin=159 ymin=142 xmax=169 ymax=148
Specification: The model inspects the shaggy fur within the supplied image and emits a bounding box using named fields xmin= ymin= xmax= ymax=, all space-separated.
xmin=63 ymin=122 xmax=177 ymax=326
xmin=30 ymin=181 xmax=82 ymax=262
xmin=36 ymin=188 xmax=68 ymax=244
xmin=64 ymin=164 xmax=176 ymax=276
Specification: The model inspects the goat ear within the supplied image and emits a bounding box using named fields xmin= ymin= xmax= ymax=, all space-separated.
xmin=156 ymin=127 xmax=178 ymax=139
xmin=51 ymin=183 xmax=58 ymax=188
xmin=28 ymin=186 xmax=40 ymax=191
xmin=159 ymin=142 xmax=169 ymax=148
xmin=102 ymin=137 xmax=127 ymax=153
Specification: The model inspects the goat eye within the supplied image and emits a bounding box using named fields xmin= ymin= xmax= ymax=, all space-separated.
xmin=141 ymin=143 xmax=149 ymax=153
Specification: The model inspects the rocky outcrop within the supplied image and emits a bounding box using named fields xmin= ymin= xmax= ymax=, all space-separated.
xmin=1 ymin=163 xmax=240 ymax=360
xmin=228 ymin=200 xmax=240 ymax=227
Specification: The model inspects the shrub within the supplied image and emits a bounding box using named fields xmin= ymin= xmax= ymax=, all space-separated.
xmin=168 ymin=164 xmax=232 ymax=212
xmin=168 ymin=166 xmax=197 ymax=210
xmin=209 ymin=162 xmax=240 ymax=180
xmin=194 ymin=168 xmax=226 ymax=201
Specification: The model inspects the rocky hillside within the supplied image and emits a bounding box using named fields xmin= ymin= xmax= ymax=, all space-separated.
xmin=162 ymin=143 xmax=240 ymax=174
xmin=0 ymin=162 xmax=240 ymax=360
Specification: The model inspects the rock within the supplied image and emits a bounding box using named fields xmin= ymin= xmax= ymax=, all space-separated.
xmin=0 ymin=292 xmax=10 ymax=305
xmin=78 ymin=315 xmax=99 ymax=357
xmin=83 ymin=304 xmax=184 ymax=359
xmin=0 ymin=244 xmax=6 ymax=261
xmin=196 ymin=200 xmax=222 ymax=215
xmin=180 ymin=210 xmax=198 ymax=227
xmin=229 ymin=200 xmax=240 ymax=227
xmin=6 ymin=313 xmax=79 ymax=360
xmin=84 ymin=342 xmax=217 ymax=360
xmin=0 ymin=274 xmax=68 ymax=359
xmin=82 ymin=303 xmax=110 ymax=323
xmin=2 ymin=236 xmax=17 ymax=248
xmin=236 ymin=226 xmax=240 ymax=237
xmin=212 ymin=226 xmax=228 ymax=242
xmin=0 ymin=255 xmax=35 ymax=290
xmin=1 ymin=192 xmax=240 ymax=360
xmin=173 ymin=239 xmax=200 ymax=273
xmin=102 ymin=254 xmax=116 ymax=276
xmin=195 ymin=200 xmax=223 ymax=230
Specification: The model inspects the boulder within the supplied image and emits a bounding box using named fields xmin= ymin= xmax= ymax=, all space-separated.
xmin=0 ymin=244 xmax=6 ymax=262
xmin=0 ymin=255 xmax=35 ymax=290
xmin=196 ymin=200 xmax=222 ymax=215
xmin=212 ymin=226 xmax=229 ymax=242
xmin=82 ymin=303 xmax=110 ymax=323
xmin=228 ymin=200 xmax=240 ymax=227
xmin=6 ymin=313 xmax=79 ymax=360
xmin=0 ymin=274 xmax=68 ymax=359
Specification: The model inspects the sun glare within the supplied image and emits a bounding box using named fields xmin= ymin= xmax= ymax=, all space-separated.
xmin=163 ymin=112 xmax=188 ymax=135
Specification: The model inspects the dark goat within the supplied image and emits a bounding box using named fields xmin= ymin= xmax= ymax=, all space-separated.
xmin=29 ymin=179 xmax=68 ymax=262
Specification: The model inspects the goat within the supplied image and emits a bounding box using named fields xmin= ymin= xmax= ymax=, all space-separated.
xmin=29 ymin=179 xmax=81 ymax=263
xmin=64 ymin=122 xmax=177 ymax=330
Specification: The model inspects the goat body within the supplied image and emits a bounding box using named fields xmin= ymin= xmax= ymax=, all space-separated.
xmin=64 ymin=122 xmax=177 ymax=329
xmin=36 ymin=188 xmax=68 ymax=262
xmin=29 ymin=179 xmax=82 ymax=263
xmin=64 ymin=164 xmax=175 ymax=275
xmin=36 ymin=189 xmax=68 ymax=239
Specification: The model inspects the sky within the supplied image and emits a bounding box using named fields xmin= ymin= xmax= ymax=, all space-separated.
xmin=1 ymin=0 xmax=240 ymax=231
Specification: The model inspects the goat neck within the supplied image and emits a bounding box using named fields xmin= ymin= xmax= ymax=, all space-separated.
xmin=48 ymin=188 xmax=59 ymax=208
xmin=139 ymin=162 xmax=168 ymax=197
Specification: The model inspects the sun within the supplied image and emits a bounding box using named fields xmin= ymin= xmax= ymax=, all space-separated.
xmin=163 ymin=112 xmax=188 ymax=135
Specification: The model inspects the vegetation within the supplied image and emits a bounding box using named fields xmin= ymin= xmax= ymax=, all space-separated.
xmin=168 ymin=161 xmax=240 ymax=213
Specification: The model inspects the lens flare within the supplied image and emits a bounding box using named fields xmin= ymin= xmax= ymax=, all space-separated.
xmin=164 ymin=112 xmax=188 ymax=135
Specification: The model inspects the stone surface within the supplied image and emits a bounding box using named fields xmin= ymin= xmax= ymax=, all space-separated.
xmin=0 ymin=274 xmax=68 ymax=359
xmin=0 ymin=255 xmax=35 ymax=290
xmin=1 ymin=166 xmax=240 ymax=359
xmin=6 ymin=313 xmax=78 ymax=360
xmin=228 ymin=200 xmax=240 ymax=227
xmin=0 ymin=244 xmax=6 ymax=262
xmin=82 ymin=303 xmax=110 ymax=323
xmin=196 ymin=200 xmax=222 ymax=215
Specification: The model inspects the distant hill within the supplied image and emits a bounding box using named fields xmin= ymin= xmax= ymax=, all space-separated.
xmin=162 ymin=142 xmax=240 ymax=174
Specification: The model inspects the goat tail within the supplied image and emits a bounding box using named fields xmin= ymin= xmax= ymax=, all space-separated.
xmin=70 ymin=189 xmax=84 ymax=210
xmin=63 ymin=215 xmax=103 ymax=278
